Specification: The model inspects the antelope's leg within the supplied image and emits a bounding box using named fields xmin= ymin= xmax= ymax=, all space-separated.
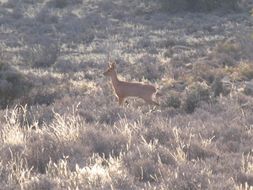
xmin=143 ymin=96 xmax=160 ymax=106
xmin=118 ymin=97 xmax=125 ymax=105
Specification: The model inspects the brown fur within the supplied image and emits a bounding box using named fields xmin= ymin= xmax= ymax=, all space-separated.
xmin=103 ymin=62 xmax=160 ymax=106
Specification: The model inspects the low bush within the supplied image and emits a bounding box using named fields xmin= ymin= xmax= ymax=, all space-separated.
xmin=238 ymin=62 xmax=253 ymax=80
xmin=170 ymin=162 xmax=210 ymax=189
xmin=81 ymin=128 xmax=128 ymax=158
xmin=211 ymin=77 xmax=226 ymax=97
xmin=192 ymin=63 xmax=223 ymax=84
xmin=159 ymin=0 xmax=241 ymax=12
xmin=164 ymin=93 xmax=181 ymax=108
xmin=0 ymin=63 xmax=31 ymax=109
xmin=183 ymin=83 xmax=210 ymax=113
xmin=131 ymin=56 xmax=165 ymax=82
xmin=47 ymin=0 xmax=82 ymax=9
xmin=25 ymin=43 xmax=60 ymax=68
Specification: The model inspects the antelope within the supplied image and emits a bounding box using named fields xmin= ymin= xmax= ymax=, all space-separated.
xmin=103 ymin=62 xmax=161 ymax=106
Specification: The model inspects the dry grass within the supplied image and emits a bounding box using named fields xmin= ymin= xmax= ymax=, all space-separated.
xmin=0 ymin=0 xmax=253 ymax=189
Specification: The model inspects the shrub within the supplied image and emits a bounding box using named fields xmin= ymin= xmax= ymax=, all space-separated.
xmin=33 ymin=93 xmax=57 ymax=106
xmin=128 ymin=55 xmax=165 ymax=81
xmin=183 ymin=143 xmax=217 ymax=160
xmin=158 ymin=0 xmax=241 ymax=12
xmin=211 ymin=77 xmax=225 ymax=97
xmin=214 ymin=38 xmax=243 ymax=67
xmin=187 ymin=0 xmax=240 ymax=12
xmin=125 ymin=147 xmax=164 ymax=183
xmin=213 ymin=34 xmax=253 ymax=68
xmin=238 ymin=62 xmax=253 ymax=80
xmin=192 ymin=63 xmax=223 ymax=84
xmin=183 ymin=83 xmax=210 ymax=113
xmin=0 ymin=63 xmax=31 ymax=109
xmin=25 ymin=43 xmax=60 ymax=68
xmin=47 ymin=0 xmax=82 ymax=8
xmin=144 ymin=123 xmax=175 ymax=147
xmin=159 ymin=0 xmax=188 ymax=12
xmin=164 ymin=93 xmax=181 ymax=108
xmin=49 ymin=0 xmax=68 ymax=8
xmin=170 ymin=162 xmax=210 ymax=189
xmin=25 ymin=132 xmax=61 ymax=173
xmin=35 ymin=8 xmax=59 ymax=24
xmin=99 ymin=107 xmax=125 ymax=124
xmin=131 ymin=159 xmax=160 ymax=182
xmin=81 ymin=129 xmax=128 ymax=158
xmin=21 ymin=175 xmax=55 ymax=190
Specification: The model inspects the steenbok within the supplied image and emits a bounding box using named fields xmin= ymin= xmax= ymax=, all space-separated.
xmin=103 ymin=62 xmax=161 ymax=106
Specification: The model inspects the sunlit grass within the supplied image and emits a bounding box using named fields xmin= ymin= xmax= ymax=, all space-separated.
xmin=0 ymin=0 xmax=252 ymax=189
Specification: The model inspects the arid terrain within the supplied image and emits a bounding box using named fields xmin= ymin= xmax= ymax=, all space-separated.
xmin=0 ymin=0 xmax=253 ymax=189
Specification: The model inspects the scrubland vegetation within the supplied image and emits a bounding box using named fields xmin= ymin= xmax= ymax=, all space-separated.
xmin=0 ymin=0 xmax=253 ymax=189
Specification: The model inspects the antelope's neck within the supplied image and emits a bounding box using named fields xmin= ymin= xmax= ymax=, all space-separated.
xmin=110 ymin=71 xmax=119 ymax=87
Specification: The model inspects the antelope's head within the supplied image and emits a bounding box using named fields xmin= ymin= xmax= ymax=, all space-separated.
xmin=103 ymin=62 xmax=116 ymax=76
